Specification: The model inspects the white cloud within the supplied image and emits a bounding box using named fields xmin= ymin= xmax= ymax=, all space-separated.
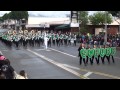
xmin=0 ymin=11 xmax=70 ymax=18
xmin=0 ymin=11 xmax=97 ymax=17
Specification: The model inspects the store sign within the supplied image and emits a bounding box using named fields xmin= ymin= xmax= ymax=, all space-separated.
xmin=26 ymin=24 xmax=50 ymax=28
xmin=70 ymin=23 xmax=79 ymax=27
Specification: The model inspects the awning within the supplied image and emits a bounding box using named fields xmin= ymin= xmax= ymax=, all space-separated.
xmin=55 ymin=24 xmax=70 ymax=29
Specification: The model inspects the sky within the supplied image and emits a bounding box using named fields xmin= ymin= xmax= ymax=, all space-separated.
xmin=0 ymin=11 xmax=96 ymax=18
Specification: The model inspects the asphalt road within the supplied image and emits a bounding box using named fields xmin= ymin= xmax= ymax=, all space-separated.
xmin=0 ymin=41 xmax=120 ymax=79
xmin=0 ymin=29 xmax=120 ymax=79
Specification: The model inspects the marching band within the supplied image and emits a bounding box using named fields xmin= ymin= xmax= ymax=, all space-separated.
xmin=0 ymin=30 xmax=77 ymax=49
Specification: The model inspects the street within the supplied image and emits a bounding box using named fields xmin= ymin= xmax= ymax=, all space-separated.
xmin=0 ymin=41 xmax=120 ymax=79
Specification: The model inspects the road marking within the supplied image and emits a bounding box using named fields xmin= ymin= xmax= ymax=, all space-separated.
xmin=48 ymin=48 xmax=77 ymax=58
xmin=28 ymin=48 xmax=120 ymax=79
xmin=80 ymin=69 xmax=120 ymax=79
xmin=0 ymin=51 xmax=3 ymax=55
xmin=83 ymin=72 xmax=93 ymax=77
xmin=27 ymin=49 xmax=89 ymax=79
xmin=62 ymin=64 xmax=80 ymax=70
xmin=36 ymin=49 xmax=46 ymax=51
xmin=36 ymin=49 xmax=51 ymax=51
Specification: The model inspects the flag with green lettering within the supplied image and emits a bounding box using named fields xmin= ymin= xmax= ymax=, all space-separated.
xmin=94 ymin=48 xmax=100 ymax=58
xmin=100 ymin=48 xmax=106 ymax=57
xmin=80 ymin=49 xmax=87 ymax=59
xmin=87 ymin=49 xmax=94 ymax=58
xmin=110 ymin=47 xmax=116 ymax=56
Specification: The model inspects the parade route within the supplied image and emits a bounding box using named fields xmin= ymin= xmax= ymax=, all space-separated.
xmin=1 ymin=42 xmax=120 ymax=79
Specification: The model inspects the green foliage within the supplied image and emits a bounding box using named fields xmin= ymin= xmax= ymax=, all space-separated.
xmin=89 ymin=11 xmax=113 ymax=25
xmin=0 ymin=17 xmax=3 ymax=22
xmin=2 ymin=13 xmax=10 ymax=20
xmin=78 ymin=11 xmax=89 ymax=34
xmin=78 ymin=11 xmax=89 ymax=25
xmin=9 ymin=11 xmax=29 ymax=20
xmin=108 ymin=11 xmax=120 ymax=17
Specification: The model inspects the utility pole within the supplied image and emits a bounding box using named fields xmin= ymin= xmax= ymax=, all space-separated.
xmin=104 ymin=11 xmax=107 ymax=45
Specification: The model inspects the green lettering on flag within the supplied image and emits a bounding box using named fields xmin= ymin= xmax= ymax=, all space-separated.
xmin=100 ymin=48 xmax=106 ymax=57
xmin=80 ymin=49 xmax=87 ymax=59
xmin=87 ymin=49 xmax=94 ymax=58
xmin=94 ymin=48 xmax=100 ymax=58
xmin=110 ymin=47 xmax=116 ymax=56
xmin=106 ymin=48 xmax=111 ymax=56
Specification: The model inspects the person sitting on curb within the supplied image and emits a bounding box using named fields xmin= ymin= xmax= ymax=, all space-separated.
xmin=14 ymin=70 xmax=28 ymax=79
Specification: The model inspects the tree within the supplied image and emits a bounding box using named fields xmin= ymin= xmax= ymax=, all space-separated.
xmin=9 ymin=11 xmax=29 ymax=20
xmin=89 ymin=11 xmax=113 ymax=25
xmin=2 ymin=13 xmax=10 ymax=21
xmin=0 ymin=17 xmax=3 ymax=22
xmin=78 ymin=11 xmax=89 ymax=34
xmin=108 ymin=11 xmax=120 ymax=33
xmin=108 ymin=11 xmax=120 ymax=17
xmin=9 ymin=11 xmax=29 ymax=30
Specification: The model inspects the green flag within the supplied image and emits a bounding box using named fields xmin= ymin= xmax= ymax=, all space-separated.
xmin=106 ymin=48 xmax=111 ymax=56
xmin=100 ymin=48 xmax=106 ymax=57
xmin=87 ymin=49 xmax=94 ymax=58
xmin=94 ymin=48 xmax=100 ymax=58
xmin=80 ymin=49 xmax=87 ymax=59
xmin=110 ymin=47 xmax=116 ymax=56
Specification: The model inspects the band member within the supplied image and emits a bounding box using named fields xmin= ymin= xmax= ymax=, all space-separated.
xmin=31 ymin=35 xmax=35 ymax=47
xmin=101 ymin=45 xmax=110 ymax=64
xmin=64 ymin=34 xmax=68 ymax=46
xmin=91 ymin=45 xmax=99 ymax=65
xmin=68 ymin=34 xmax=71 ymax=46
xmin=73 ymin=34 xmax=77 ymax=46
xmin=78 ymin=43 xmax=87 ymax=66
xmin=59 ymin=34 xmax=63 ymax=46
xmin=108 ymin=45 xmax=115 ymax=63
xmin=52 ymin=33 xmax=56 ymax=46
xmin=15 ymin=35 xmax=20 ymax=49
xmin=56 ymin=33 xmax=60 ymax=46
xmin=86 ymin=45 xmax=93 ymax=65
xmin=48 ymin=33 xmax=51 ymax=47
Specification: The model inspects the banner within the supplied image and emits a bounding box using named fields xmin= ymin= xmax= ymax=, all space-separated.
xmin=111 ymin=47 xmax=116 ymax=55
xmin=94 ymin=48 xmax=100 ymax=58
xmin=80 ymin=47 xmax=116 ymax=59
xmin=80 ymin=49 xmax=87 ymax=59
xmin=100 ymin=48 xmax=106 ymax=57
xmin=87 ymin=49 xmax=94 ymax=58
xmin=106 ymin=48 xmax=111 ymax=56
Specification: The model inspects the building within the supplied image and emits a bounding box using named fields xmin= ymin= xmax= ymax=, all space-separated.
xmin=87 ymin=19 xmax=120 ymax=35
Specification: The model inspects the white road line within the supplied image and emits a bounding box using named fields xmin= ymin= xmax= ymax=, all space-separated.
xmin=0 ymin=51 xmax=3 ymax=55
xmin=62 ymin=64 xmax=80 ymax=70
xmin=48 ymin=48 xmax=77 ymax=58
xmin=36 ymin=49 xmax=51 ymax=51
xmin=27 ymin=49 xmax=89 ymax=79
xmin=83 ymin=72 xmax=93 ymax=77
xmin=36 ymin=49 xmax=46 ymax=51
